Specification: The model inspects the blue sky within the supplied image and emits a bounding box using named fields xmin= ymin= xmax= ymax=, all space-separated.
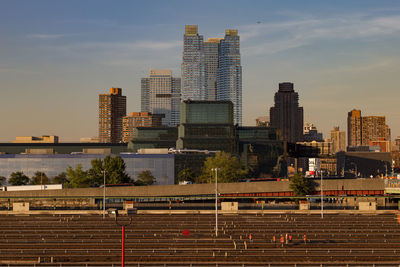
xmin=0 ymin=1 xmax=399 ymax=142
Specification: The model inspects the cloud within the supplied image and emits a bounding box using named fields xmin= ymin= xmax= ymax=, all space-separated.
xmin=239 ymin=14 xmax=400 ymax=56
xmin=27 ymin=34 xmax=74 ymax=40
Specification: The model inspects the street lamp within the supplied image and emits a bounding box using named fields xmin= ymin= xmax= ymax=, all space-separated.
xmin=102 ymin=170 xmax=106 ymax=219
xmin=320 ymin=170 xmax=323 ymax=219
xmin=211 ymin=168 xmax=220 ymax=237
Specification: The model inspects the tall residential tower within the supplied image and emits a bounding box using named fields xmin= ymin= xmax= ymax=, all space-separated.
xmin=181 ymin=26 xmax=243 ymax=125
xmin=217 ymin=29 xmax=242 ymax=126
xmin=181 ymin=25 xmax=206 ymax=101
xmin=98 ymin=88 xmax=126 ymax=143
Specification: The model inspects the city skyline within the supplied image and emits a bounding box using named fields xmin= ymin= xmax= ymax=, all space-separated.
xmin=0 ymin=1 xmax=399 ymax=142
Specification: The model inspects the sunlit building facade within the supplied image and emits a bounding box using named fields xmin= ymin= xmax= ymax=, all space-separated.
xmin=98 ymin=88 xmax=126 ymax=143
xmin=141 ymin=70 xmax=181 ymax=127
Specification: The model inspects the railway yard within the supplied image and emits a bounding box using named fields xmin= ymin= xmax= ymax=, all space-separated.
xmin=1 ymin=212 xmax=400 ymax=266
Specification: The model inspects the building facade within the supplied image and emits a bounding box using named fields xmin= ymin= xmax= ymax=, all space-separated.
xmin=13 ymin=135 xmax=59 ymax=144
xmin=270 ymin=82 xmax=304 ymax=143
xmin=303 ymin=122 xmax=323 ymax=142
xmin=330 ymin=126 xmax=346 ymax=154
xmin=98 ymin=88 xmax=126 ymax=143
xmin=203 ymin=38 xmax=221 ymax=101
xmin=141 ymin=70 xmax=181 ymax=127
xmin=347 ymin=110 xmax=391 ymax=152
xmin=182 ymin=26 xmax=243 ymax=125
xmin=181 ymin=25 xmax=206 ymax=101
xmin=217 ymin=29 xmax=242 ymax=126
xmin=176 ymin=100 xmax=236 ymax=152
xmin=0 ymin=153 xmax=175 ymax=185
xmin=122 ymin=112 xmax=164 ymax=143
xmin=347 ymin=109 xmax=362 ymax=147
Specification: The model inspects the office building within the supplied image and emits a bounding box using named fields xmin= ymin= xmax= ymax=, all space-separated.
xmin=141 ymin=70 xmax=181 ymax=127
xmin=270 ymin=82 xmax=304 ymax=143
xmin=330 ymin=126 xmax=346 ymax=154
xmin=181 ymin=25 xmax=206 ymax=101
xmin=122 ymin=112 xmax=164 ymax=143
xmin=176 ymin=100 xmax=236 ymax=152
xmin=303 ymin=122 xmax=323 ymax=142
xmin=98 ymin=88 xmax=126 ymax=143
xmin=217 ymin=29 xmax=242 ymax=125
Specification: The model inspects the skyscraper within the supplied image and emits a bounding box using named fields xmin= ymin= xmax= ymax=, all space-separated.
xmin=269 ymin=82 xmax=304 ymax=143
xmin=330 ymin=126 xmax=346 ymax=154
xmin=203 ymin=38 xmax=221 ymax=101
xmin=217 ymin=29 xmax=242 ymax=126
xmin=347 ymin=109 xmax=362 ymax=147
xmin=98 ymin=88 xmax=126 ymax=143
xmin=181 ymin=25 xmax=206 ymax=101
xmin=141 ymin=70 xmax=181 ymax=126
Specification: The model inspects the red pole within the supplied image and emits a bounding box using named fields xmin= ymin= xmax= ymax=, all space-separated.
xmin=121 ymin=226 xmax=125 ymax=267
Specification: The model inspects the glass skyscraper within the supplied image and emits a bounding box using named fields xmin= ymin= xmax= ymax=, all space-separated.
xmin=141 ymin=70 xmax=181 ymax=127
xmin=217 ymin=29 xmax=242 ymax=126
xmin=181 ymin=25 xmax=207 ymax=101
xmin=182 ymin=26 xmax=242 ymax=125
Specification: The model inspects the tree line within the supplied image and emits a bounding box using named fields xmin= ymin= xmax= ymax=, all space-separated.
xmin=1 ymin=152 xmax=311 ymax=197
xmin=0 ymin=155 xmax=156 ymax=187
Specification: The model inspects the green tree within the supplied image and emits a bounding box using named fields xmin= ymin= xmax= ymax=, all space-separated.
xmin=52 ymin=172 xmax=69 ymax=186
xmin=30 ymin=171 xmax=50 ymax=185
xmin=0 ymin=176 xmax=6 ymax=186
xmin=136 ymin=170 xmax=156 ymax=185
xmin=289 ymin=173 xmax=314 ymax=197
xmin=8 ymin=172 xmax=30 ymax=186
xmin=66 ymin=164 xmax=91 ymax=188
xmin=88 ymin=155 xmax=131 ymax=186
xmin=177 ymin=168 xmax=196 ymax=183
xmin=198 ymin=152 xmax=248 ymax=183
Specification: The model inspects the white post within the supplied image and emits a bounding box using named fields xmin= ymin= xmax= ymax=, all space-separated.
xmin=321 ymin=171 xmax=323 ymax=219
xmin=103 ymin=170 xmax=106 ymax=219
xmin=215 ymin=168 xmax=218 ymax=237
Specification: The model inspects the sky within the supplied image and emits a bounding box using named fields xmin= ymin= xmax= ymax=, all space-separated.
xmin=0 ymin=0 xmax=399 ymax=142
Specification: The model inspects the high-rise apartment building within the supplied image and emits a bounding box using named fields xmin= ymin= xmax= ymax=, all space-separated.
xmin=217 ymin=29 xmax=242 ymax=126
xmin=181 ymin=26 xmax=243 ymax=125
xmin=141 ymin=70 xmax=181 ymax=127
xmin=361 ymin=116 xmax=387 ymax=146
xmin=98 ymin=88 xmax=126 ymax=143
xmin=122 ymin=112 xmax=164 ymax=143
xmin=203 ymin=38 xmax=221 ymax=101
xmin=347 ymin=109 xmax=362 ymax=147
xmin=270 ymin=82 xmax=304 ymax=143
xmin=181 ymin=25 xmax=206 ymax=101
xmin=330 ymin=126 xmax=346 ymax=154
xmin=347 ymin=109 xmax=391 ymax=152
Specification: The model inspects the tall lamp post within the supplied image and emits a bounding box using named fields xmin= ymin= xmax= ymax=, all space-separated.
xmin=102 ymin=170 xmax=106 ymax=219
xmin=320 ymin=170 xmax=323 ymax=219
xmin=211 ymin=168 xmax=220 ymax=237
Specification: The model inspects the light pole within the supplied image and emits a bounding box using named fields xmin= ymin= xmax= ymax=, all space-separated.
xmin=102 ymin=170 xmax=106 ymax=219
xmin=320 ymin=170 xmax=323 ymax=219
xmin=211 ymin=168 xmax=220 ymax=237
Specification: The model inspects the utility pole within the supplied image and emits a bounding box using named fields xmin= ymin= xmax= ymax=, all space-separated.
xmin=211 ymin=168 xmax=220 ymax=237
xmin=320 ymin=170 xmax=323 ymax=219
xmin=102 ymin=170 xmax=106 ymax=219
